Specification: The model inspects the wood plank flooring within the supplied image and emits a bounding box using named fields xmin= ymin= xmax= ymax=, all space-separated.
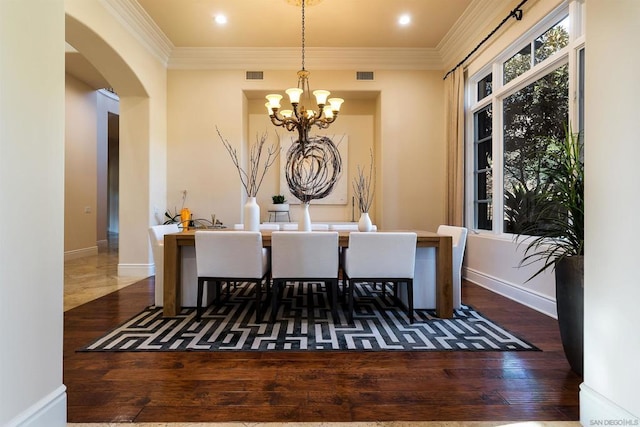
xmin=64 ymin=279 xmax=581 ymax=423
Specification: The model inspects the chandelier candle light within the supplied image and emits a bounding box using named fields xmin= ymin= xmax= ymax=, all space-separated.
xmin=265 ymin=0 xmax=344 ymax=144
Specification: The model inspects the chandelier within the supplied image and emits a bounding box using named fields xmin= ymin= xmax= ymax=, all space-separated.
xmin=265 ymin=0 xmax=344 ymax=144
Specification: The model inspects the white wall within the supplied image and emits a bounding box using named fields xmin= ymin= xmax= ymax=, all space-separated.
xmin=581 ymin=0 xmax=640 ymax=422
xmin=0 ymin=1 xmax=67 ymax=425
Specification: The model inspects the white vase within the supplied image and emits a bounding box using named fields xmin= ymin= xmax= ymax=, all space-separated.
xmin=358 ymin=212 xmax=373 ymax=232
xmin=299 ymin=202 xmax=312 ymax=231
xmin=244 ymin=196 xmax=260 ymax=231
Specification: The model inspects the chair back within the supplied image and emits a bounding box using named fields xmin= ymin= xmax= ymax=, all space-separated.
xmin=271 ymin=231 xmax=339 ymax=279
xmin=436 ymin=225 xmax=468 ymax=273
xmin=259 ymin=223 xmax=281 ymax=230
xmin=310 ymin=223 xmax=329 ymax=231
xmin=329 ymin=224 xmax=359 ymax=231
xmin=330 ymin=224 xmax=378 ymax=231
xmin=148 ymin=224 xmax=180 ymax=306
xmin=233 ymin=223 xmax=244 ymax=230
xmin=148 ymin=224 xmax=180 ymax=251
xmin=437 ymin=225 xmax=468 ymax=308
xmin=195 ymin=231 xmax=266 ymax=278
xmin=280 ymin=223 xmax=299 ymax=231
xmin=344 ymin=232 xmax=417 ymax=278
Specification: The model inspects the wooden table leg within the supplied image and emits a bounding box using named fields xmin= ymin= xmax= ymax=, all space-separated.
xmin=163 ymin=234 xmax=180 ymax=316
xmin=435 ymin=235 xmax=453 ymax=318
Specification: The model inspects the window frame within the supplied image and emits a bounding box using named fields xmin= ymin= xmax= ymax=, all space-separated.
xmin=465 ymin=1 xmax=585 ymax=237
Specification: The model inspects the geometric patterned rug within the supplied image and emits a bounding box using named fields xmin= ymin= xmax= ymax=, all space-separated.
xmin=80 ymin=281 xmax=539 ymax=352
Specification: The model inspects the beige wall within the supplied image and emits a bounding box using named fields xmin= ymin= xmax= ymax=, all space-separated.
xmin=583 ymin=0 xmax=640 ymax=421
xmin=66 ymin=0 xmax=168 ymax=276
xmin=166 ymin=68 xmax=446 ymax=230
xmin=65 ymin=74 xmax=98 ymax=255
xmin=64 ymin=76 xmax=119 ymax=258
xmin=1 ymin=0 xmax=66 ymax=424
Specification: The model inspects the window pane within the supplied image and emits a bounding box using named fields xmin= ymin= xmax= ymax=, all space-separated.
xmin=476 ymin=201 xmax=492 ymax=231
xmin=474 ymin=105 xmax=493 ymax=231
xmin=534 ymin=16 xmax=569 ymax=64
xmin=477 ymin=140 xmax=492 ymax=171
xmin=503 ymin=64 xmax=569 ymax=234
xmin=476 ymin=170 xmax=492 ymax=200
xmin=476 ymin=105 xmax=492 ymax=140
xmin=504 ymin=44 xmax=531 ymax=84
xmin=477 ymin=73 xmax=493 ymax=100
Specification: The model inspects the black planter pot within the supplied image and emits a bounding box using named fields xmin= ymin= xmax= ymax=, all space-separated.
xmin=555 ymin=256 xmax=584 ymax=376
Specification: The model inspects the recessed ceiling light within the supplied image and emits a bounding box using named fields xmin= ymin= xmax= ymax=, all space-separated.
xmin=398 ymin=14 xmax=411 ymax=26
xmin=214 ymin=14 xmax=227 ymax=25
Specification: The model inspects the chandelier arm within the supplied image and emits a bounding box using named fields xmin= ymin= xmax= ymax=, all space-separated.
xmin=269 ymin=115 xmax=287 ymax=127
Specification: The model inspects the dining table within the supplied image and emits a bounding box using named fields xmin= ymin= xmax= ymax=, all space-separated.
xmin=162 ymin=228 xmax=453 ymax=318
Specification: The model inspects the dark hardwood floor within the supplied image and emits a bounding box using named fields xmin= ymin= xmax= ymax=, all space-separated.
xmin=64 ymin=279 xmax=581 ymax=423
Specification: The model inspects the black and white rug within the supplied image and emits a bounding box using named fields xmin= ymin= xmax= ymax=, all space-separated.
xmin=81 ymin=282 xmax=539 ymax=352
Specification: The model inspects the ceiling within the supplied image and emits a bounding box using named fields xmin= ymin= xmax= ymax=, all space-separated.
xmin=136 ymin=0 xmax=473 ymax=49
xmin=66 ymin=0 xmax=475 ymax=89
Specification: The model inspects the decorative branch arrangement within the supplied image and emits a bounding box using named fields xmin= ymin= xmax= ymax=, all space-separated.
xmin=285 ymin=135 xmax=342 ymax=204
xmin=353 ymin=149 xmax=375 ymax=213
xmin=217 ymin=127 xmax=279 ymax=197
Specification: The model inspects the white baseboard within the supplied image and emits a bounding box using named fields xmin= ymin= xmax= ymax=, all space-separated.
xmin=464 ymin=267 xmax=557 ymax=318
xmin=118 ymin=263 xmax=153 ymax=277
xmin=64 ymin=246 xmax=98 ymax=261
xmin=5 ymin=385 xmax=66 ymax=427
xmin=581 ymin=383 xmax=639 ymax=425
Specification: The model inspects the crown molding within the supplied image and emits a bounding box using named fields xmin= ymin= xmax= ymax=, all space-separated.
xmin=437 ymin=0 xmax=515 ymax=71
xmin=100 ymin=0 xmax=173 ymax=66
xmin=169 ymin=47 xmax=443 ymax=71
xmin=436 ymin=0 xmax=537 ymax=69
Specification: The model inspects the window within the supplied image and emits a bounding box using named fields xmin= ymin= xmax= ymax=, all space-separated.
xmin=467 ymin=5 xmax=583 ymax=235
xmin=473 ymin=103 xmax=493 ymax=230
xmin=503 ymin=64 xmax=569 ymax=234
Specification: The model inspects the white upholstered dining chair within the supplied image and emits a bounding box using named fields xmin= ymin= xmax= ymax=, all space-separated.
xmin=148 ymin=224 xmax=180 ymax=307
xmin=342 ymin=232 xmax=417 ymax=324
xmin=436 ymin=225 xmax=468 ymax=309
xmin=232 ymin=223 xmax=282 ymax=231
xmin=194 ymin=231 xmax=270 ymax=322
xmin=270 ymin=231 xmax=340 ymax=323
xmin=330 ymin=224 xmax=377 ymax=231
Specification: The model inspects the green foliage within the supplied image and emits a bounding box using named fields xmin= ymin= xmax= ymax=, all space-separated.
xmin=272 ymin=194 xmax=286 ymax=204
xmin=516 ymin=126 xmax=584 ymax=281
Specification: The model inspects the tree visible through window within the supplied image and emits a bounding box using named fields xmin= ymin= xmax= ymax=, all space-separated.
xmin=502 ymin=21 xmax=569 ymax=235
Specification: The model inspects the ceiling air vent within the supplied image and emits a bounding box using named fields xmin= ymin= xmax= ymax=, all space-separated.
xmin=356 ymin=71 xmax=375 ymax=81
xmin=246 ymin=71 xmax=264 ymax=80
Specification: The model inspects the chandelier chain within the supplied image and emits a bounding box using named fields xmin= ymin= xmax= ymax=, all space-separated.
xmin=301 ymin=0 xmax=305 ymax=71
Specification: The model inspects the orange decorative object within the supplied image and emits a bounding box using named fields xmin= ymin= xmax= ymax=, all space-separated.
xmin=180 ymin=208 xmax=191 ymax=230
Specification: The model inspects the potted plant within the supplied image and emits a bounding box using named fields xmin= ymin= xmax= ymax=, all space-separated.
xmin=270 ymin=194 xmax=289 ymax=212
xmin=516 ymin=125 xmax=584 ymax=376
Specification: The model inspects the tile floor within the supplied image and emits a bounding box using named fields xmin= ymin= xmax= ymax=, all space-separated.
xmin=64 ymin=236 xmax=581 ymax=427
xmin=64 ymin=236 xmax=146 ymax=311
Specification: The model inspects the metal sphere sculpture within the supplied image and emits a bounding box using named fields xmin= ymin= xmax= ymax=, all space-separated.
xmin=285 ymin=136 xmax=342 ymax=203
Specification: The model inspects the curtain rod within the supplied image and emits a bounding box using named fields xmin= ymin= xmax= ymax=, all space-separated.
xmin=443 ymin=0 xmax=529 ymax=80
